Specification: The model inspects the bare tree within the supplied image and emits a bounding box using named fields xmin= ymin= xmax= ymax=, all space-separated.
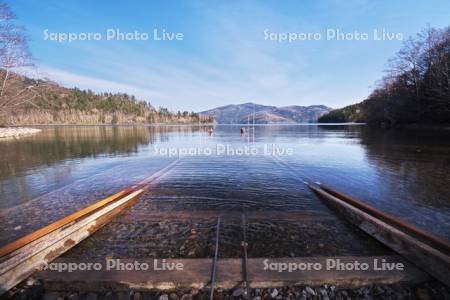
xmin=0 ymin=1 xmax=43 ymax=123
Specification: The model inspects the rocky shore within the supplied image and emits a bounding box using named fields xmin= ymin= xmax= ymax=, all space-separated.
xmin=5 ymin=280 xmax=450 ymax=300
xmin=0 ymin=127 xmax=41 ymax=139
xmin=62 ymin=219 xmax=389 ymax=260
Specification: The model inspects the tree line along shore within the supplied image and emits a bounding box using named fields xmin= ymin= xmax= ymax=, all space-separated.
xmin=0 ymin=73 xmax=213 ymax=126
xmin=319 ymin=26 xmax=450 ymax=128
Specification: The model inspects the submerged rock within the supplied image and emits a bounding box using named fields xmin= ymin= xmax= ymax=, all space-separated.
xmin=180 ymin=294 xmax=192 ymax=300
xmin=169 ymin=293 xmax=179 ymax=300
xmin=305 ymin=287 xmax=316 ymax=296
xmin=158 ymin=294 xmax=169 ymax=300
xmin=270 ymin=288 xmax=279 ymax=298
xmin=232 ymin=288 xmax=244 ymax=297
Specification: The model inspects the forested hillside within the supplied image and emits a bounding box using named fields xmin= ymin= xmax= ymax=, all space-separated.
xmin=319 ymin=26 xmax=450 ymax=127
xmin=0 ymin=72 xmax=212 ymax=125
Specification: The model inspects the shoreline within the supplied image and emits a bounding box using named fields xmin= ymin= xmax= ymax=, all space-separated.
xmin=3 ymin=122 xmax=450 ymax=130
xmin=6 ymin=122 xmax=361 ymax=127
xmin=0 ymin=127 xmax=42 ymax=139
xmin=9 ymin=281 xmax=449 ymax=300
xmin=5 ymin=123 xmax=216 ymax=127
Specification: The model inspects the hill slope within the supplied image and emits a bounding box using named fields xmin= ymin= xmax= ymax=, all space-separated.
xmin=0 ymin=71 xmax=212 ymax=125
xmin=318 ymin=103 xmax=364 ymax=123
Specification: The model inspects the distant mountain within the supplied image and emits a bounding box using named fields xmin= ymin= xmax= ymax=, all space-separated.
xmin=200 ymin=102 xmax=332 ymax=124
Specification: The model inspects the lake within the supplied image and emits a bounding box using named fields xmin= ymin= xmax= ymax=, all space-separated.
xmin=0 ymin=125 xmax=449 ymax=254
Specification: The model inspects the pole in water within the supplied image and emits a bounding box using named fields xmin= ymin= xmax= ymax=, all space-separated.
xmin=209 ymin=216 xmax=221 ymax=300
xmin=252 ymin=104 xmax=255 ymax=144
xmin=247 ymin=116 xmax=250 ymax=144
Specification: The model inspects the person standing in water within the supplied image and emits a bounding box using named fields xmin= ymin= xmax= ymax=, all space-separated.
xmin=208 ymin=128 xmax=214 ymax=136
xmin=240 ymin=127 xmax=245 ymax=135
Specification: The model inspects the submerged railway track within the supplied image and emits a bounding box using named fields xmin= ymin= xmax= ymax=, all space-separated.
xmin=0 ymin=159 xmax=449 ymax=299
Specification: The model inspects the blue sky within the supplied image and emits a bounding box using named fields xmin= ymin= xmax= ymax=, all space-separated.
xmin=9 ymin=0 xmax=450 ymax=111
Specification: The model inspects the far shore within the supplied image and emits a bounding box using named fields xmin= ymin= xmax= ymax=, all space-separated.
xmin=4 ymin=123 xmax=216 ymax=128
xmin=3 ymin=122 xmax=449 ymax=130
xmin=3 ymin=122 xmax=360 ymax=128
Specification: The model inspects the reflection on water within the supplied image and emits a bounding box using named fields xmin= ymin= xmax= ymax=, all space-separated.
xmin=359 ymin=128 xmax=450 ymax=208
xmin=0 ymin=125 xmax=449 ymax=247
xmin=0 ymin=126 xmax=201 ymax=208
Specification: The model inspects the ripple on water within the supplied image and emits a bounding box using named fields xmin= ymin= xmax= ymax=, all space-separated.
xmin=62 ymin=155 xmax=391 ymax=259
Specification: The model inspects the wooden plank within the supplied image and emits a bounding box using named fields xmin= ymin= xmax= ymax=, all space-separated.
xmin=34 ymin=256 xmax=427 ymax=291
xmin=309 ymin=184 xmax=450 ymax=287
xmin=0 ymin=189 xmax=145 ymax=295
xmin=0 ymin=159 xmax=180 ymax=259
xmin=0 ymin=160 xmax=180 ymax=295
xmin=246 ymin=256 xmax=426 ymax=288
xmin=0 ymin=189 xmax=133 ymax=259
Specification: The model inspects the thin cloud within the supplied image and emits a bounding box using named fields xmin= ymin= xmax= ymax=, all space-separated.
xmin=40 ymin=66 xmax=164 ymax=102
xmin=26 ymin=1 xmax=385 ymax=111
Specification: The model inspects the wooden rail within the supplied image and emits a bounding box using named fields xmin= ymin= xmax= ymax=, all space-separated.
xmin=209 ymin=217 xmax=221 ymax=300
xmin=0 ymin=189 xmax=134 ymax=258
xmin=0 ymin=160 xmax=179 ymax=295
xmin=0 ymin=189 xmax=145 ymax=295
xmin=309 ymin=183 xmax=450 ymax=287
xmin=241 ymin=214 xmax=249 ymax=299
xmin=320 ymin=184 xmax=450 ymax=255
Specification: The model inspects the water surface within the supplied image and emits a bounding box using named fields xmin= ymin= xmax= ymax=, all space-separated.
xmin=0 ymin=125 xmax=449 ymax=248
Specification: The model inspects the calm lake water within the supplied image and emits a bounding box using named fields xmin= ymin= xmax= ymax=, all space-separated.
xmin=0 ymin=125 xmax=449 ymax=250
